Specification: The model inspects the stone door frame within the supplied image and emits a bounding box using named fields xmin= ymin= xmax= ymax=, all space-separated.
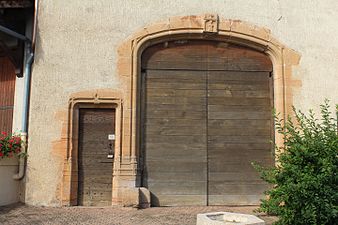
xmin=115 ymin=14 xmax=300 ymax=206
xmin=61 ymin=90 xmax=123 ymax=206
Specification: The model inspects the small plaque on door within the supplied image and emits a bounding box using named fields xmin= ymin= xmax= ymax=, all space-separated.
xmin=107 ymin=154 xmax=114 ymax=159
xmin=108 ymin=134 xmax=115 ymax=140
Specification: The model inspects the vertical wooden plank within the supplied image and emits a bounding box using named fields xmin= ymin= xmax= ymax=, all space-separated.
xmin=0 ymin=57 xmax=16 ymax=133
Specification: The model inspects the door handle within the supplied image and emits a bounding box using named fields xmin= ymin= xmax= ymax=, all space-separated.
xmin=107 ymin=140 xmax=114 ymax=159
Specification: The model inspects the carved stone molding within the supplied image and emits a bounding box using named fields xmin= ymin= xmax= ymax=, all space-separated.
xmin=203 ymin=13 xmax=219 ymax=33
xmin=61 ymin=89 xmax=123 ymax=206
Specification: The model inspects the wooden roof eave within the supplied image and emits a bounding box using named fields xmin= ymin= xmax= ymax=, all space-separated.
xmin=0 ymin=0 xmax=32 ymax=8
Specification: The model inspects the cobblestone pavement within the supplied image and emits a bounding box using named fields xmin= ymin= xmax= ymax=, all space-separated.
xmin=0 ymin=203 xmax=277 ymax=225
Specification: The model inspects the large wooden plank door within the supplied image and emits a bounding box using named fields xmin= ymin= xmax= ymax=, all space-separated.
xmin=207 ymin=71 xmax=273 ymax=205
xmin=78 ymin=108 xmax=115 ymax=206
xmin=142 ymin=69 xmax=208 ymax=206
xmin=205 ymin=42 xmax=273 ymax=205
xmin=141 ymin=40 xmax=273 ymax=206
xmin=0 ymin=57 xmax=16 ymax=133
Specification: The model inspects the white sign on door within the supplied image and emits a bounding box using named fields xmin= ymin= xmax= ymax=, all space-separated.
xmin=108 ymin=134 xmax=115 ymax=140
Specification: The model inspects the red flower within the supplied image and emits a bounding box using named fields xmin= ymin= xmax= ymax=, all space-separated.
xmin=1 ymin=131 xmax=7 ymax=136
xmin=0 ymin=133 xmax=23 ymax=158
xmin=15 ymin=137 xmax=21 ymax=144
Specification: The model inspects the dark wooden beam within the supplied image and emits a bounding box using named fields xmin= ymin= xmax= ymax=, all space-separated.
xmin=0 ymin=40 xmax=22 ymax=76
xmin=0 ymin=0 xmax=32 ymax=8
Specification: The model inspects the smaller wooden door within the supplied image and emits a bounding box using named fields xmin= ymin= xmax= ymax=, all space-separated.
xmin=78 ymin=108 xmax=115 ymax=206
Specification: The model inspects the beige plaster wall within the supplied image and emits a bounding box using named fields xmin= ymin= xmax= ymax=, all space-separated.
xmin=25 ymin=0 xmax=338 ymax=206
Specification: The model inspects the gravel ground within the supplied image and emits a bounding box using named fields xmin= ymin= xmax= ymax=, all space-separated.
xmin=0 ymin=203 xmax=277 ymax=225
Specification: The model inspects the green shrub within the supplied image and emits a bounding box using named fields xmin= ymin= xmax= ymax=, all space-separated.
xmin=253 ymin=100 xmax=338 ymax=225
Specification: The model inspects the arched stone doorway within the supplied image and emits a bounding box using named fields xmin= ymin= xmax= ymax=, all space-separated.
xmin=111 ymin=15 xmax=300 ymax=207
xmin=140 ymin=40 xmax=274 ymax=206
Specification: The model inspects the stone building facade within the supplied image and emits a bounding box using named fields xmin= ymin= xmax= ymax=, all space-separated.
xmin=2 ymin=0 xmax=337 ymax=206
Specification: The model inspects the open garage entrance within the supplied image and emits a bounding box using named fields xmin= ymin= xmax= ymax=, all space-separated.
xmin=140 ymin=40 xmax=274 ymax=206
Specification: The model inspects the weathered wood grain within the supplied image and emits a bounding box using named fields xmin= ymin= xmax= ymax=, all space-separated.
xmin=0 ymin=57 xmax=16 ymax=133
xmin=78 ymin=109 xmax=115 ymax=206
xmin=141 ymin=40 xmax=273 ymax=206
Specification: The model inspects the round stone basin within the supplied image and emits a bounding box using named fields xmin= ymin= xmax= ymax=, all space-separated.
xmin=196 ymin=212 xmax=265 ymax=225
